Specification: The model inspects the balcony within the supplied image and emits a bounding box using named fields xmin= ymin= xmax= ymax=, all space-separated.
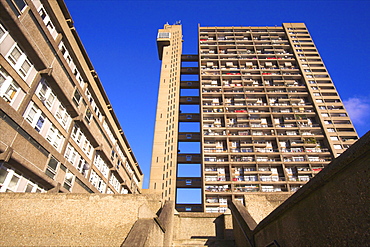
xmin=205 ymin=185 xmax=230 ymax=193
xmin=234 ymin=185 xmax=259 ymax=192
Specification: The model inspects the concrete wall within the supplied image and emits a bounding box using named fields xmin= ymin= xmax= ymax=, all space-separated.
xmin=253 ymin=132 xmax=370 ymax=247
xmin=0 ymin=193 xmax=161 ymax=246
xmin=231 ymin=131 xmax=370 ymax=247
xmin=121 ymin=200 xmax=174 ymax=247
xmin=173 ymin=212 xmax=225 ymax=240
xmin=121 ymin=218 xmax=164 ymax=247
xmin=244 ymin=193 xmax=292 ymax=224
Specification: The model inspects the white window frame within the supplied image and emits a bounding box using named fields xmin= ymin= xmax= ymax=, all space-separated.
xmin=75 ymin=156 xmax=89 ymax=177
xmin=0 ymin=22 xmax=8 ymax=43
xmin=89 ymin=170 xmax=106 ymax=193
xmin=0 ymin=167 xmax=21 ymax=192
xmin=45 ymin=125 xmax=64 ymax=151
xmin=63 ymin=171 xmax=74 ymax=191
xmin=6 ymin=44 xmax=33 ymax=79
xmin=93 ymin=154 xmax=109 ymax=178
xmin=35 ymin=79 xmax=71 ymax=130
xmin=71 ymin=89 xmax=81 ymax=104
xmin=35 ymin=80 xmax=56 ymax=110
xmin=55 ymin=103 xmax=70 ymax=129
xmin=0 ymin=68 xmax=21 ymax=105
xmin=37 ymin=6 xmax=57 ymax=39
xmin=64 ymin=143 xmax=80 ymax=166
xmin=71 ymin=124 xmax=93 ymax=158
xmin=24 ymin=102 xmax=46 ymax=132
xmin=334 ymin=144 xmax=342 ymax=150
xmin=109 ymin=174 xmax=121 ymax=192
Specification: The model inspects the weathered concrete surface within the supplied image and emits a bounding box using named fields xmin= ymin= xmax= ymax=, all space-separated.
xmin=173 ymin=212 xmax=224 ymax=240
xmin=157 ymin=200 xmax=175 ymax=246
xmin=121 ymin=218 xmax=164 ymax=247
xmin=230 ymin=131 xmax=370 ymax=247
xmin=230 ymin=200 xmax=257 ymax=247
xmin=0 ymin=193 xmax=161 ymax=246
xmin=244 ymin=193 xmax=292 ymax=224
xmin=172 ymin=212 xmax=235 ymax=246
xmin=253 ymin=132 xmax=370 ymax=247
xmin=121 ymin=200 xmax=174 ymax=247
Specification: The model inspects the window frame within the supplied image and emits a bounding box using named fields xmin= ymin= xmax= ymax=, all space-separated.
xmin=6 ymin=44 xmax=33 ymax=79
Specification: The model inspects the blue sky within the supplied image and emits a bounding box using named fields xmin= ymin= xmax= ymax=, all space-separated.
xmin=64 ymin=0 xmax=370 ymax=189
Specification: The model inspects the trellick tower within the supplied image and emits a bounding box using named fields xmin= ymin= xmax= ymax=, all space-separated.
xmin=150 ymin=23 xmax=358 ymax=212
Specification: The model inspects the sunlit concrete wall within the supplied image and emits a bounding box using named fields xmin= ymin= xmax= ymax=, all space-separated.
xmin=0 ymin=193 xmax=161 ymax=246
xmin=251 ymin=131 xmax=370 ymax=246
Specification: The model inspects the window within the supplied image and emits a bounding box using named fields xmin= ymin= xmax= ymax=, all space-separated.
xmin=0 ymin=166 xmax=10 ymax=185
xmin=330 ymin=136 xmax=339 ymax=141
xmin=38 ymin=6 xmax=57 ymax=38
xmin=158 ymin=32 xmax=171 ymax=39
xmin=73 ymin=88 xmax=81 ymax=104
xmin=19 ymin=59 xmax=31 ymax=77
xmin=334 ymin=144 xmax=342 ymax=149
xmin=93 ymin=154 xmax=109 ymax=178
xmin=45 ymin=91 xmax=55 ymax=108
xmin=71 ymin=124 xmax=93 ymax=158
xmin=55 ymin=104 xmax=70 ymax=129
xmin=76 ymin=157 xmax=89 ymax=176
xmin=34 ymin=113 xmax=45 ymax=132
xmin=6 ymin=172 xmax=20 ymax=191
xmin=89 ymin=170 xmax=106 ymax=193
xmin=63 ymin=171 xmax=74 ymax=191
xmin=24 ymin=102 xmax=46 ymax=132
xmin=0 ymin=22 xmax=8 ymax=42
xmin=64 ymin=143 xmax=79 ymax=166
xmin=85 ymin=89 xmax=93 ymax=104
xmin=45 ymin=125 xmax=64 ymax=150
xmin=11 ymin=0 xmax=27 ymax=13
xmin=0 ymin=67 xmax=21 ymax=105
xmin=45 ymin=156 xmax=59 ymax=179
xmin=35 ymin=79 xmax=71 ymax=129
xmin=109 ymin=174 xmax=120 ymax=192
xmin=111 ymin=150 xmax=116 ymax=160
xmin=0 ymin=165 xmax=44 ymax=192
xmin=85 ymin=108 xmax=92 ymax=123
xmin=103 ymin=120 xmax=116 ymax=144
xmin=58 ymin=40 xmax=79 ymax=73
xmin=8 ymin=46 xmax=22 ymax=65
xmin=6 ymin=45 xmax=33 ymax=79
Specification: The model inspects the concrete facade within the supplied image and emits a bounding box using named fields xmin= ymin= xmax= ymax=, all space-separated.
xmin=172 ymin=212 xmax=235 ymax=246
xmin=0 ymin=193 xmax=161 ymax=246
xmin=149 ymin=24 xmax=183 ymax=202
xmin=150 ymin=23 xmax=359 ymax=213
xmin=0 ymin=0 xmax=142 ymax=194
